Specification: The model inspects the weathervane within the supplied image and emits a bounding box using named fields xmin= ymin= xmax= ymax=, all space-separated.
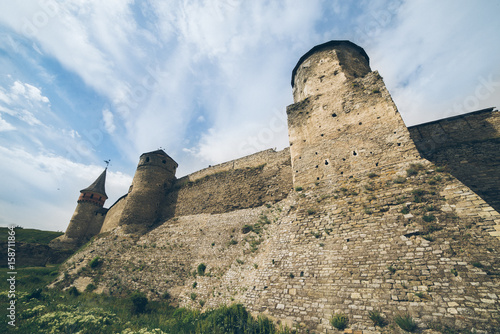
xmin=104 ymin=159 xmax=111 ymax=168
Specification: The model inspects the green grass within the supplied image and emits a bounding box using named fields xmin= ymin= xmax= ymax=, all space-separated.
xmin=394 ymin=313 xmax=417 ymax=332
xmin=0 ymin=227 xmax=63 ymax=245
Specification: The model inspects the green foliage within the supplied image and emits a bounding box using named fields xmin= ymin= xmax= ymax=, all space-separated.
xmin=307 ymin=209 xmax=316 ymax=215
xmin=436 ymin=166 xmax=446 ymax=172
xmin=330 ymin=313 xmax=349 ymax=330
xmin=27 ymin=288 xmax=43 ymax=300
xmin=0 ymin=226 xmax=63 ymax=245
xmin=406 ymin=168 xmax=418 ymax=176
xmin=192 ymin=282 xmax=198 ymax=288
xmin=68 ymin=286 xmax=80 ymax=296
xmin=422 ymin=214 xmax=436 ymax=222
xmin=190 ymin=292 xmax=197 ymax=301
xmin=472 ymin=262 xmax=484 ymax=268
xmin=228 ymin=239 xmax=238 ymax=246
xmin=394 ymin=176 xmax=406 ymax=184
xmin=131 ymin=292 xmax=148 ymax=314
xmin=387 ymin=265 xmax=396 ymax=274
xmin=367 ymin=172 xmax=379 ymax=178
xmin=162 ymin=291 xmax=171 ymax=299
xmin=89 ymin=256 xmax=101 ymax=268
xmin=85 ymin=283 xmax=96 ymax=292
xmin=236 ymin=259 xmax=245 ymax=265
xmin=197 ymin=263 xmax=207 ymax=276
xmin=368 ymin=310 xmax=387 ymax=327
xmin=394 ymin=314 xmax=417 ymax=332
xmin=401 ymin=207 xmax=410 ymax=214
xmin=295 ymin=186 xmax=303 ymax=191
xmin=372 ymin=89 xmax=380 ymax=93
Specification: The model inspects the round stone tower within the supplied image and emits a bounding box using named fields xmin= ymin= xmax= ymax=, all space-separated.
xmin=51 ymin=168 xmax=108 ymax=249
xmin=118 ymin=149 xmax=178 ymax=234
xmin=287 ymin=40 xmax=420 ymax=188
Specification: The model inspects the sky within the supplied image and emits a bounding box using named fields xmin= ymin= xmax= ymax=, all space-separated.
xmin=0 ymin=0 xmax=499 ymax=232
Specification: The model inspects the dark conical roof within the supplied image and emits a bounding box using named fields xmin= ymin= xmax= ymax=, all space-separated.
xmin=80 ymin=168 xmax=107 ymax=198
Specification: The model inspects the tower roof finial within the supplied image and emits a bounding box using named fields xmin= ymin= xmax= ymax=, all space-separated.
xmin=80 ymin=168 xmax=108 ymax=198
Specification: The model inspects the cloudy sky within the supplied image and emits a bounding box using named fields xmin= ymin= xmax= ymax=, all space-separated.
xmin=0 ymin=0 xmax=498 ymax=231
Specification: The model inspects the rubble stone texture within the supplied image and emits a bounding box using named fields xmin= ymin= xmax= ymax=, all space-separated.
xmin=54 ymin=41 xmax=500 ymax=333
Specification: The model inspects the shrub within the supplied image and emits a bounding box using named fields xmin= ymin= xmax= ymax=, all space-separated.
xmin=422 ymin=214 xmax=436 ymax=222
xmin=367 ymin=172 xmax=378 ymax=178
xmin=130 ymin=292 xmax=148 ymax=314
xmin=199 ymin=300 xmax=206 ymax=307
xmin=307 ymin=209 xmax=316 ymax=215
xmin=89 ymin=256 xmax=101 ymax=269
xmin=190 ymin=292 xmax=197 ymax=301
xmin=162 ymin=291 xmax=171 ymax=299
xmin=368 ymin=310 xmax=387 ymax=327
xmin=406 ymin=168 xmax=418 ymax=176
xmin=27 ymin=288 xmax=43 ymax=300
xmin=85 ymin=283 xmax=96 ymax=292
xmin=295 ymin=186 xmax=303 ymax=191
xmin=330 ymin=313 xmax=349 ymax=330
xmin=472 ymin=262 xmax=484 ymax=268
xmin=197 ymin=263 xmax=207 ymax=276
xmin=241 ymin=225 xmax=252 ymax=234
xmin=394 ymin=176 xmax=406 ymax=184
xmin=228 ymin=239 xmax=238 ymax=246
xmin=387 ymin=265 xmax=396 ymax=274
xmin=394 ymin=313 xmax=417 ymax=332
xmin=401 ymin=207 xmax=410 ymax=214
xmin=192 ymin=282 xmax=197 ymax=288
xmin=67 ymin=286 xmax=80 ymax=297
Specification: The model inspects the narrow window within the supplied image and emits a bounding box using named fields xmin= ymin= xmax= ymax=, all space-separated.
xmin=146 ymin=157 xmax=150 ymax=162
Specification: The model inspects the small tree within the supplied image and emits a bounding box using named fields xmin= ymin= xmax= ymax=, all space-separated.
xmin=197 ymin=263 xmax=207 ymax=276
xmin=130 ymin=292 xmax=148 ymax=314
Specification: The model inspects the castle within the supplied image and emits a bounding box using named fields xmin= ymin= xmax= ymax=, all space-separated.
xmin=51 ymin=41 xmax=500 ymax=333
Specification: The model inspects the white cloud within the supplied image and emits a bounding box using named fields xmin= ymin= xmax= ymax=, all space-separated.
xmin=0 ymin=114 xmax=15 ymax=131
xmin=102 ymin=108 xmax=116 ymax=134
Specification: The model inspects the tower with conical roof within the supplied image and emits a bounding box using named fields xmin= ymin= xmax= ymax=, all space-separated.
xmin=50 ymin=169 xmax=109 ymax=249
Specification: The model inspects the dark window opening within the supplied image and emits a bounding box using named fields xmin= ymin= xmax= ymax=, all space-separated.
xmin=315 ymin=165 xmax=318 ymax=168
xmin=332 ymin=113 xmax=337 ymax=117
xmin=353 ymin=151 xmax=357 ymax=156
xmin=315 ymin=152 xmax=318 ymax=155
xmin=397 ymin=143 xmax=401 ymax=146
xmin=321 ymin=134 xmax=324 ymax=137
xmin=146 ymin=157 xmax=150 ymax=162
xmin=162 ymin=160 xmax=166 ymax=164
xmin=359 ymin=122 xmax=362 ymax=125
xmin=90 ymin=194 xmax=94 ymax=199
xmin=342 ymin=158 xmax=346 ymax=161
xmin=376 ymin=163 xmax=379 ymax=166
xmin=317 ymin=177 xmax=320 ymax=180
xmin=325 ymin=160 xmax=329 ymax=165
xmin=340 ymin=172 xmax=344 ymax=175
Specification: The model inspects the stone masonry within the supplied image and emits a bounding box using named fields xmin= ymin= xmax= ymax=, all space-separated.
xmin=53 ymin=41 xmax=500 ymax=333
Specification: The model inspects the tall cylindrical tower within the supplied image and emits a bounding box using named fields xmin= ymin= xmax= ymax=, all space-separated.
xmin=118 ymin=150 xmax=177 ymax=234
xmin=287 ymin=40 xmax=420 ymax=188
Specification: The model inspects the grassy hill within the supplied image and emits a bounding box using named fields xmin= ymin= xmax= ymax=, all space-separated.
xmin=0 ymin=226 xmax=63 ymax=245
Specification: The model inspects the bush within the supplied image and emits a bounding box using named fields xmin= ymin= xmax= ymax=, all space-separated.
xmin=68 ymin=286 xmax=80 ymax=296
xmin=422 ymin=214 xmax=436 ymax=222
xmin=394 ymin=313 xmax=417 ymax=332
xmin=85 ymin=283 xmax=96 ymax=292
xmin=367 ymin=172 xmax=379 ymax=178
xmin=394 ymin=176 xmax=406 ymax=184
xmin=295 ymin=186 xmax=303 ymax=192
xmin=190 ymin=292 xmax=197 ymax=301
xmin=368 ymin=310 xmax=387 ymax=327
xmin=130 ymin=292 xmax=148 ymax=314
xmin=330 ymin=313 xmax=349 ymax=330
xmin=89 ymin=256 xmax=101 ymax=269
xmin=197 ymin=263 xmax=207 ymax=276
xmin=27 ymin=288 xmax=43 ymax=300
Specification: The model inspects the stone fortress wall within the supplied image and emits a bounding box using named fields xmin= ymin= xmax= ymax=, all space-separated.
xmin=409 ymin=108 xmax=500 ymax=213
xmin=56 ymin=41 xmax=500 ymax=333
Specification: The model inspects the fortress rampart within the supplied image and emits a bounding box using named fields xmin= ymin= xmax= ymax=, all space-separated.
xmin=55 ymin=41 xmax=500 ymax=333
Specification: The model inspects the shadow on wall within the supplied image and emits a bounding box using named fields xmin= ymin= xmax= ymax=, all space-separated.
xmin=409 ymin=107 xmax=500 ymax=212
